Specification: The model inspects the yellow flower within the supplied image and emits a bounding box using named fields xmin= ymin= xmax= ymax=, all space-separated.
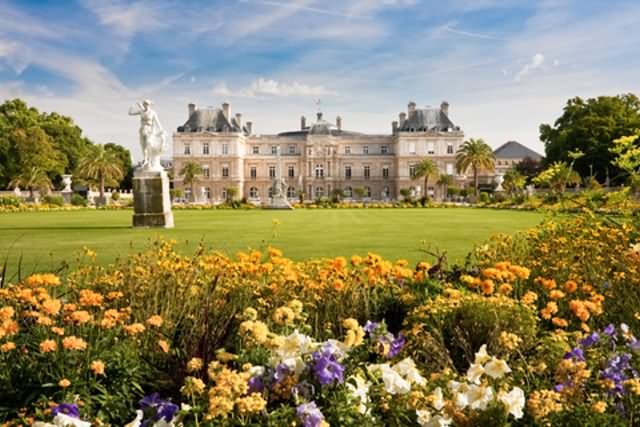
xmin=158 ymin=339 xmax=170 ymax=353
xmin=235 ymin=393 xmax=267 ymax=414
xmin=39 ymin=339 xmax=58 ymax=353
xmin=26 ymin=273 xmax=61 ymax=287
xmin=187 ymin=357 xmax=204 ymax=373
xmin=181 ymin=376 xmax=206 ymax=396
xmin=78 ymin=289 xmax=104 ymax=307
xmin=62 ymin=336 xmax=87 ymax=351
xmin=342 ymin=318 xmax=359 ymax=330
xmin=90 ymin=360 xmax=106 ymax=375
xmin=40 ymin=299 xmax=62 ymax=316
xmin=146 ymin=315 xmax=163 ymax=328
xmin=123 ymin=323 xmax=146 ymax=335
xmin=70 ymin=310 xmax=93 ymax=324
xmin=1 ymin=342 xmax=16 ymax=352
xmin=591 ymin=401 xmax=607 ymax=413
xmin=51 ymin=326 xmax=65 ymax=336
xmin=272 ymin=306 xmax=296 ymax=326
xmin=58 ymin=378 xmax=71 ymax=388
xmin=0 ymin=306 xmax=15 ymax=321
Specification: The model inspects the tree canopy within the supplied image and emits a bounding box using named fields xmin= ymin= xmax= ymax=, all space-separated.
xmin=540 ymin=94 xmax=640 ymax=184
xmin=455 ymin=138 xmax=495 ymax=196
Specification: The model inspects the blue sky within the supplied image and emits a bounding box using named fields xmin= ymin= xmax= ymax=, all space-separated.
xmin=1 ymin=0 xmax=639 ymax=160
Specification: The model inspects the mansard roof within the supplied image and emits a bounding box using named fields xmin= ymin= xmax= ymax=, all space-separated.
xmin=277 ymin=112 xmax=363 ymax=137
xmin=399 ymin=107 xmax=455 ymax=132
xmin=494 ymin=141 xmax=543 ymax=160
xmin=177 ymin=108 xmax=249 ymax=134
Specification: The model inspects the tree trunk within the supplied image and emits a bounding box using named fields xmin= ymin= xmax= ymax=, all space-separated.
xmin=99 ymin=174 xmax=105 ymax=199
xmin=424 ymin=176 xmax=429 ymax=199
xmin=191 ymin=183 xmax=195 ymax=203
xmin=473 ymin=166 xmax=479 ymax=197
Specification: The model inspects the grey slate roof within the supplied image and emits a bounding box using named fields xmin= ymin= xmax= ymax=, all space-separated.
xmin=277 ymin=113 xmax=363 ymax=137
xmin=177 ymin=108 xmax=250 ymax=134
xmin=399 ymin=108 xmax=455 ymax=132
xmin=493 ymin=141 xmax=543 ymax=160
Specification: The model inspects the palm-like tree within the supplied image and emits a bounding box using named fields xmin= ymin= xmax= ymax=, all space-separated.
xmin=455 ymin=138 xmax=495 ymax=197
xmin=413 ymin=159 xmax=439 ymax=199
xmin=10 ymin=166 xmax=52 ymax=201
xmin=77 ymin=145 xmax=125 ymax=204
xmin=502 ymin=169 xmax=526 ymax=196
xmin=179 ymin=162 xmax=203 ymax=202
xmin=437 ymin=174 xmax=454 ymax=200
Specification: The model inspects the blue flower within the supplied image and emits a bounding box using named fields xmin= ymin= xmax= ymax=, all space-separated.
xmin=603 ymin=324 xmax=616 ymax=336
xmin=388 ymin=334 xmax=406 ymax=358
xmin=312 ymin=351 xmax=345 ymax=386
xmin=52 ymin=403 xmax=80 ymax=419
xmin=139 ymin=393 xmax=179 ymax=422
xmin=248 ymin=375 xmax=265 ymax=393
xmin=364 ymin=321 xmax=379 ymax=334
xmin=563 ymin=347 xmax=585 ymax=361
xmin=296 ymin=402 xmax=325 ymax=427
xmin=580 ymin=332 xmax=600 ymax=347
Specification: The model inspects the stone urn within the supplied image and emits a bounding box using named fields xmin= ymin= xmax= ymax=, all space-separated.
xmin=61 ymin=174 xmax=73 ymax=204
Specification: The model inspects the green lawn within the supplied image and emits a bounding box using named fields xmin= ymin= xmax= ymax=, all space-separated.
xmin=0 ymin=208 xmax=544 ymax=279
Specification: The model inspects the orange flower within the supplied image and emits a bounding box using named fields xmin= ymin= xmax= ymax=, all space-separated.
xmin=521 ymin=291 xmax=538 ymax=305
xmin=63 ymin=303 xmax=77 ymax=312
xmin=40 ymin=339 xmax=58 ymax=353
xmin=79 ymin=289 xmax=104 ymax=307
xmin=26 ymin=273 xmax=61 ymax=287
xmin=0 ymin=306 xmax=15 ymax=320
xmin=37 ymin=316 xmax=53 ymax=326
xmin=90 ymin=360 xmax=105 ymax=375
xmin=0 ymin=320 xmax=19 ymax=338
xmin=333 ymin=279 xmax=345 ymax=292
xmin=552 ymin=317 xmax=569 ymax=328
xmin=146 ymin=315 xmax=163 ymax=328
xmin=158 ymin=339 xmax=170 ymax=353
xmin=563 ymin=280 xmax=578 ymax=293
xmin=70 ymin=310 xmax=92 ymax=324
xmin=62 ymin=336 xmax=87 ymax=351
xmin=58 ymin=378 xmax=71 ymax=388
xmin=106 ymin=291 xmax=124 ymax=300
xmin=498 ymin=283 xmax=513 ymax=295
xmin=0 ymin=342 xmax=16 ymax=352
xmin=123 ymin=323 xmax=146 ymax=336
xmin=51 ymin=326 xmax=65 ymax=336
xmin=41 ymin=299 xmax=62 ymax=316
xmin=481 ymin=279 xmax=495 ymax=295
xmin=550 ymin=290 xmax=565 ymax=300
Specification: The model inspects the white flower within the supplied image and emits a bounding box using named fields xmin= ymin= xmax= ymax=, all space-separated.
xmin=33 ymin=423 xmax=55 ymax=427
xmin=484 ymin=357 xmax=512 ymax=379
xmin=430 ymin=387 xmax=445 ymax=411
xmin=499 ymin=387 xmax=525 ymax=419
xmin=347 ymin=375 xmax=371 ymax=415
xmin=448 ymin=380 xmax=470 ymax=409
xmin=424 ymin=415 xmax=452 ymax=427
xmin=368 ymin=363 xmax=412 ymax=395
xmin=124 ymin=410 xmax=143 ymax=427
xmin=48 ymin=414 xmax=91 ymax=427
xmin=474 ymin=344 xmax=491 ymax=364
xmin=249 ymin=365 xmax=265 ymax=376
xmin=275 ymin=330 xmax=316 ymax=359
xmin=393 ymin=357 xmax=427 ymax=386
xmin=467 ymin=384 xmax=494 ymax=410
xmin=416 ymin=409 xmax=432 ymax=426
xmin=466 ymin=363 xmax=484 ymax=384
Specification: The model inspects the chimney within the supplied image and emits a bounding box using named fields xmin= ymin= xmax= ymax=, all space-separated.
xmin=301 ymin=115 xmax=306 ymax=130
xmin=336 ymin=115 xmax=342 ymax=131
xmin=392 ymin=121 xmax=398 ymax=134
xmin=441 ymin=101 xmax=450 ymax=116
xmin=317 ymin=112 xmax=323 ymax=121
xmin=408 ymin=101 xmax=416 ymax=117
xmin=222 ymin=102 xmax=230 ymax=120
xmin=188 ymin=103 xmax=196 ymax=117
xmin=399 ymin=112 xmax=406 ymax=128
xmin=246 ymin=121 xmax=253 ymax=135
xmin=235 ymin=113 xmax=242 ymax=129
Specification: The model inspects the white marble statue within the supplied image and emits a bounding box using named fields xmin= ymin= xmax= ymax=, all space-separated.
xmin=128 ymin=100 xmax=166 ymax=171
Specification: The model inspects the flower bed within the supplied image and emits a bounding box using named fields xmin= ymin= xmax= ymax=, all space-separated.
xmin=1 ymin=213 xmax=639 ymax=426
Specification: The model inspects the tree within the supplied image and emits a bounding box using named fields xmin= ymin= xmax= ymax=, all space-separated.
xmin=179 ymin=162 xmax=203 ymax=203
xmin=413 ymin=159 xmax=439 ymax=199
xmin=532 ymin=162 xmax=581 ymax=196
xmin=437 ymin=174 xmax=454 ymax=200
xmin=104 ymin=143 xmax=134 ymax=189
xmin=10 ymin=166 xmax=52 ymax=201
xmin=354 ymin=187 xmax=367 ymax=201
xmin=514 ymin=157 xmax=543 ymax=183
xmin=225 ymin=186 xmax=239 ymax=203
xmin=540 ymin=94 xmax=640 ymax=184
xmin=10 ymin=127 xmax=66 ymax=192
xmin=502 ymin=169 xmax=526 ymax=196
xmin=77 ymin=145 xmax=125 ymax=205
xmin=455 ymin=138 xmax=495 ymax=197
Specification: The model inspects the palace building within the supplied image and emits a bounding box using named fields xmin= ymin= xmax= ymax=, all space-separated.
xmin=171 ymin=101 xmax=533 ymax=203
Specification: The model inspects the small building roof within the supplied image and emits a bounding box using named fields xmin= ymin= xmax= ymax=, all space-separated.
xmin=399 ymin=107 xmax=455 ymax=132
xmin=493 ymin=141 xmax=543 ymax=160
xmin=277 ymin=112 xmax=362 ymax=137
xmin=177 ymin=108 xmax=250 ymax=134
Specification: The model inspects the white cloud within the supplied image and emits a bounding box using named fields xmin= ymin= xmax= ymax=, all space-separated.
xmin=214 ymin=78 xmax=336 ymax=98
xmin=348 ymin=0 xmax=417 ymax=17
xmin=79 ymin=0 xmax=167 ymax=37
xmin=514 ymin=53 xmax=545 ymax=82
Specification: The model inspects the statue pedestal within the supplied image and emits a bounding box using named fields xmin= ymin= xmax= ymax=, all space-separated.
xmin=266 ymin=196 xmax=293 ymax=210
xmin=132 ymin=169 xmax=174 ymax=228
xmin=61 ymin=190 xmax=73 ymax=204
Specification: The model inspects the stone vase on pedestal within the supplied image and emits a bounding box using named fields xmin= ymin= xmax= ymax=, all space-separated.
xmin=132 ymin=169 xmax=174 ymax=228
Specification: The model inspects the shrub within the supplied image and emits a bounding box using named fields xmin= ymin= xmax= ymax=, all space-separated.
xmin=479 ymin=192 xmax=490 ymax=203
xmin=43 ymin=195 xmax=65 ymax=206
xmin=111 ymin=191 xmax=120 ymax=201
xmin=70 ymin=194 xmax=88 ymax=206
xmin=0 ymin=196 xmax=21 ymax=207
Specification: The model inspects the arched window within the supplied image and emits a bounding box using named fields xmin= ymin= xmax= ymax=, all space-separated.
xmin=365 ymin=186 xmax=371 ymax=198
xmin=249 ymin=187 xmax=259 ymax=198
xmin=287 ymin=187 xmax=296 ymax=198
xmin=344 ymin=187 xmax=353 ymax=198
xmin=315 ymin=186 xmax=324 ymax=198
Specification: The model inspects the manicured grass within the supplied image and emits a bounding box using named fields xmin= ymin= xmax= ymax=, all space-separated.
xmin=0 ymin=208 xmax=544 ymax=279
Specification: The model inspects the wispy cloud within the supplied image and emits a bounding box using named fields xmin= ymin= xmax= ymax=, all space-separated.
xmin=214 ymin=78 xmax=336 ymax=98
xmin=514 ymin=53 xmax=545 ymax=82
xmin=79 ymin=0 xmax=168 ymax=37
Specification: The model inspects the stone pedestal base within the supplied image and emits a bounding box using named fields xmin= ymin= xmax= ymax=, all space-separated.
xmin=61 ymin=191 xmax=72 ymax=204
xmin=266 ymin=196 xmax=293 ymax=210
xmin=132 ymin=169 xmax=174 ymax=228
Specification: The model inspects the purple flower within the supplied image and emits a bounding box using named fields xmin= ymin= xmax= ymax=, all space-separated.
xmin=388 ymin=334 xmax=406 ymax=358
xmin=273 ymin=363 xmax=291 ymax=383
xmin=312 ymin=351 xmax=345 ymax=386
xmin=604 ymin=324 xmax=616 ymax=336
xmin=553 ymin=383 xmax=565 ymax=392
xmin=580 ymin=332 xmax=600 ymax=347
xmin=248 ymin=375 xmax=265 ymax=393
xmin=296 ymin=402 xmax=325 ymax=427
xmin=139 ymin=393 xmax=179 ymax=422
xmin=563 ymin=347 xmax=585 ymax=361
xmin=52 ymin=404 xmax=80 ymax=419
xmin=364 ymin=321 xmax=380 ymax=334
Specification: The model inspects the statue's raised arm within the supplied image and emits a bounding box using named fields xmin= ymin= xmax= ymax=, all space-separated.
xmin=128 ymin=102 xmax=142 ymax=116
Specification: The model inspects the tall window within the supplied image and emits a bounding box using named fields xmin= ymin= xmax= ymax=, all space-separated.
xmin=382 ymin=166 xmax=389 ymax=178
xmin=222 ymin=188 xmax=227 ymax=200
xmin=363 ymin=145 xmax=369 ymax=154
xmin=249 ymin=187 xmax=258 ymax=198
xmin=222 ymin=144 xmax=229 ymax=155
xmin=269 ymin=166 xmax=276 ymax=178
xmin=364 ymin=165 xmax=370 ymax=179
xmin=446 ymin=163 xmax=454 ymax=175
xmin=315 ymin=186 xmax=324 ymax=198
xmin=222 ymin=166 xmax=229 ymax=177
xmin=250 ymin=166 xmax=257 ymax=179
xmin=204 ymin=187 xmax=211 ymax=199
xmin=315 ymin=164 xmax=324 ymax=178
xmin=288 ymin=145 xmax=296 ymax=154
xmin=202 ymin=142 xmax=209 ymax=155
xmin=203 ymin=165 xmax=210 ymax=178
xmin=271 ymin=145 xmax=278 ymax=154
xmin=288 ymin=165 xmax=295 ymax=177
xmin=252 ymin=145 xmax=259 ymax=154
xmin=365 ymin=186 xmax=371 ymax=198
xmin=184 ymin=144 xmax=191 ymax=155
xmin=381 ymin=145 xmax=388 ymax=154
xmin=447 ymin=143 xmax=454 ymax=154
xmin=409 ymin=165 xmax=416 ymax=178
xmin=382 ymin=186 xmax=390 ymax=198
xmin=345 ymin=145 xmax=351 ymax=154
xmin=427 ymin=142 xmax=435 ymax=155
xmin=345 ymin=165 xmax=352 ymax=179
xmin=409 ymin=142 xmax=416 ymax=155
xmin=287 ymin=187 xmax=296 ymax=198
xmin=344 ymin=187 xmax=353 ymax=198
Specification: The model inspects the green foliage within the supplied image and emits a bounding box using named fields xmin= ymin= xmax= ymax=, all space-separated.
xmin=479 ymin=192 xmax=490 ymax=203
xmin=503 ymin=168 xmax=526 ymax=195
xmin=111 ymin=191 xmax=120 ymax=201
xmin=455 ymin=138 xmax=495 ymax=196
xmin=413 ymin=159 xmax=439 ymax=197
xmin=540 ymin=94 xmax=640 ymax=184
xmin=77 ymin=145 xmax=125 ymax=201
xmin=532 ymin=161 xmax=581 ymax=196
xmin=104 ymin=142 xmax=134 ymax=189
xmin=71 ymin=194 xmax=88 ymax=206
xmin=9 ymin=166 xmax=53 ymax=200
xmin=43 ymin=195 xmax=64 ymax=206
xmin=0 ymin=196 xmax=20 ymax=207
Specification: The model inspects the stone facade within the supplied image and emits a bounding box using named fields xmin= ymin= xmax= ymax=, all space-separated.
xmin=172 ymin=101 xmax=469 ymax=203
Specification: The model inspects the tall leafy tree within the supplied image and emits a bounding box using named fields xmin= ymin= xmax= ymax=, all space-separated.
xmin=413 ymin=159 xmax=439 ymax=198
xmin=540 ymin=94 xmax=640 ymax=184
xmin=437 ymin=174 xmax=454 ymax=199
xmin=502 ymin=169 xmax=526 ymax=196
xmin=179 ymin=162 xmax=203 ymax=202
xmin=104 ymin=142 xmax=134 ymax=189
xmin=77 ymin=145 xmax=125 ymax=203
xmin=9 ymin=166 xmax=52 ymax=201
xmin=455 ymin=138 xmax=495 ymax=196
